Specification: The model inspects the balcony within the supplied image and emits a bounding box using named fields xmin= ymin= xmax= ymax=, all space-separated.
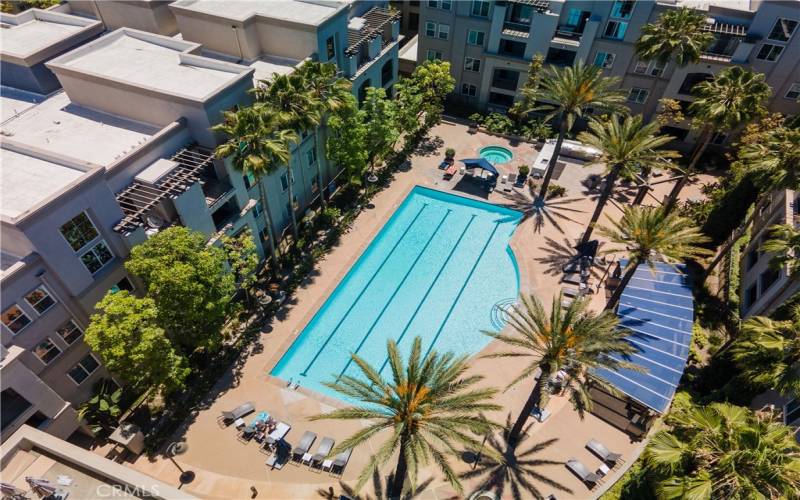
xmin=502 ymin=21 xmax=530 ymax=38
xmin=497 ymin=39 xmax=527 ymax=60
xmin=552 ymin=26 xmax=582 ymax=45
xmin=201 ymin=174 xmax=234 ymax=210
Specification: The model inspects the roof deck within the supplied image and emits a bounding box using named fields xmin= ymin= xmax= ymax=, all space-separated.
xmin=0 ymin=9 xmax=103 ymax=65
xmin=171 ymin=0 xmax=347 ymax=26
xmin=46 ymin=29 xmax=252 ymax=102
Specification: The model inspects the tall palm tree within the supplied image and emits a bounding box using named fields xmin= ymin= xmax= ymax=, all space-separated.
xmin=298 ymin=61 xmax=352 ymax=207
xmin=763 ymin=222 xmax=800 ymax=277
xmin=703 ymin=127 xmax=799 ymax=279
xmin=731 ymin=306 xmax=800 ymax=400
xmin=483 ymin=293 xmax=639 ymax=445
xmin=577 ymin=114 xmax=678 ymax=244
xmin=213 ymin=107 xmax=296 ymax=269
xmin=599 ymin=206 xmax=712 ymax=310
xmin=663 ymin=66 xmax=772 ymax=213
xmin=644 ymin=401 xmax=800 ymax=499
xmin=635 ymin=7 xmax=714 ymax=68
xmin=253 ymin=73 xmax=315 ymax=241
xmin=525 ymin=61 xmax=627 ymax=204
xmin=311 ymin=337 xmax=500 ymax=499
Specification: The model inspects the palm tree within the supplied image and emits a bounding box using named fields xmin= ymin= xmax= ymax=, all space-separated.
xmin=731 ymin=306 xmax=800 ymax=400
xmin=298 ymin=61 xmax=352 ymax=208
xmin=644 ymin=401 xmax=800 ymax=499
xmin=663 ymin=66 xmax=772 ymax=213
xmin=703 ymin=127 xmax=799 ymax=279
xmin=253 ymin=73 xmax=315 ymax=241
xmin=213 ymin=107 xmax=296 ymax=269
xmin=483 ymin=293 xmax=639 ymax=445
xmin=525 ymin=61 xmax=627 ymax=204
xmin=635 ymin=7 xmax=714 ymax=68
xmin=599 ymin=206 xmax=712 ymax=310
xmin=762 ymin=222 xmax=800 ymax=277
xmin=311 ymin=337 xmax=500 ymax=499
xmin=576 ymin=114 xmax=678 ymax=245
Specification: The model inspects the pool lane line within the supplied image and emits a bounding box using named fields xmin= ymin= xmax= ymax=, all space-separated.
xmin=337 ymin=209 xmax=453 ymax=381
xmin=421 ymin=221 xmax=501 ymax=361
xmin=299 ymin=203 xmax=430 ymax=377
xmin=376 ymin=214 xmax=477 ymax=376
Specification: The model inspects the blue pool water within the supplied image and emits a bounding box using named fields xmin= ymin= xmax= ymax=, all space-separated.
xmin=271 ymin=186 xmax=521 ymax=400
xmin=479 ymin=145 xmax=514 ymax=164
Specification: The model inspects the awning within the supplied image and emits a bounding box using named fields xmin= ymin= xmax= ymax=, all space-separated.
xmin=460 ymin=158 xmax=499 ymax=176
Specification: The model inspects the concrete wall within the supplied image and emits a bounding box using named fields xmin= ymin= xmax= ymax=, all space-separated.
xmin=1 ymin=61 xmax=62 ymax=95
xmin=68 ymin=0 xmax=178 ymax=35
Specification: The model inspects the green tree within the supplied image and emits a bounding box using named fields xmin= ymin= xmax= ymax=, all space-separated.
xmin=599 ymin=206 xmax=712 ymax=310
xmin=327 ymin=93 xmax=369 ymax=187
xmin=635 ymin=8 xmax=714 ymax=67
xmin=395 ymin=60 xmax=455 ymax=137
xmin=125 ymin=227 xmax=235 ymax=352
xmin=85 ymin=292 xmax=189 ymax=394
xmin=762 ymin=223 xmax=800 ymax=277
xmin=222 ymin=227 xmax=259 ymax=304
xmin=643 ymin=401 xmax=800 ymax=499
xmin=525 ymin=61 xmax=627 ymax=203
xmin=311 ymin=337 xmax=500 ymax=498
xmin=732 ymin=306 xmax=800 ymax=399
xmin=297 ymin=61 xmax=352 ymax=207
xmin=483 ymin=293 xmax=638 ymax=445
xmin=362 ymin=87 xmax=400 ymax=173
xmin=577 ymin=114 xmax=678 ymax=244
xmin=663 ymin=66 xmax=772 ymax=213
xmin=77 ymin=379 xmax=123 ymax=435
xmin=508 ymin=54 xmax=544 ymax=128
xmin=213 ymin=107 xmax=295 ymax=268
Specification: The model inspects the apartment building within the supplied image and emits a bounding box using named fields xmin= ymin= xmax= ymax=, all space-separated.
xmin=417 ymin=0 xmax=800 ymax=148
xmin=61 ymin=0 xmax=179 ymax=35
xmin=739 ymin=189 xmax=799 ymax=319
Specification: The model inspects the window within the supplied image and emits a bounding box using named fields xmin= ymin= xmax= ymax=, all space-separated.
xmin=57 ymin=319 xmax=82 ymax=345
xmin=768 ymin=18 xmax=798 ymax=42
xmin=437 ymin=23 xmax=450 ymax=40
xmin=678 ymin=72 xmax=713 ymax=95
xmin=471 ymin=0 xmax=490 ymax=17
xmin=1 ymin=305 xmax=31 ymax=334
xmin=426 ymin=50 xmax=443 ymax=61
xmin=110 ymin=277 xmax=133 ymax=294
xmin=756 ymin=43 xmax=784 ymax=61
xmin=544 ymin=47 xmax=577 ymax=67
xmin=467 ymin=29 xmax=485 ymax=46
xmin=710 ymin=132 xmax=728 ymax=145
xmin=33 ymin=338 xmax=61 ymax=365
xmin=745 ymin=284 xmax=758 ymax=308
xmin=610 ymin=0 xmax=634 ymax=19
xmin=60 ymin=212 xmax=99 ymax=252
xmin=785 ymin=398 xmax=800 ymax=425
xmin=786 ymin=83 xmax=800 ymax=100
xmin=80 ymin=241 xmax=113 ymax=274
xmin=593 ymin=52 xmax=615 ymax=69
xmin=305 ymin=148 xmax=317 ymax=167
xmin=464 ymin=57 xmax=481 ymax=72
xmin=24 ymin=287 xmax=55 ymax=315
xmin=441 ymin=0 xmax=451 ymax=9
xmin=425 ymin=21 xmax=436 ymax=37
xmin=2 ymin=389 xmax=32 ymax=431
xmin=604 ymin=20 xmax=628 ymax=40
xmin=461 ymin=83 xmax=477 ymax=97
xmin=428 ymin=0 xmax=450 ymax=10
xmin=634 ymin=60 xmax=665 ymax=77
xmin=760 ymin=267 xmax=780 ymax=293
xmin=627 ymin=87 xmax=649 ymax=104
xmin=566 ymin=8 xmax=582 ymax=26
xmin=253 ymin=201 xmax=263 ymax=218
xmin=326 ymin=36 xmax=336 ymax=61
xmin=280 ymin=172 xmax=289 ymax=192
xmin=746 ymin=248 xmax=759 ymax=270
xmin=498 ymin=39 xmax=526 ymax=58
xmin=243 ymin=171 xmax=255 ymax=189
xmin=67 ymin=354 xmax=100 ymax=384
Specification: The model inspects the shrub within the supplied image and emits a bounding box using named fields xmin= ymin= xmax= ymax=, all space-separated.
xmin=445 ymin=147 xmax=456 ymax=159
xmin=318 ymin=206 xmax=342 ymax=227
xmin=546 ymin=183 xmax=566 ymax=199
xmin=468 ymin=112 xmax=484 ymax=125
xmin=518 ymin=165 xmax=530 ymax=176
xmin=482 ymin=113 xmax=514 ymax=135
xmin=521 ymin=120 xmax=553 ymax=141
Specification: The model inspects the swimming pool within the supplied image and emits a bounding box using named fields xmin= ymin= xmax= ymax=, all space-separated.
xmin=271 ymin=186 xmax=521 ymax=400
xmin=479 ymin=145 xmax=514 ymax=164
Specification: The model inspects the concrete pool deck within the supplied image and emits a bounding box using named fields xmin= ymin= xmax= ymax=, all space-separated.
xmin=116 ymin=121 xmax=713 ymax=499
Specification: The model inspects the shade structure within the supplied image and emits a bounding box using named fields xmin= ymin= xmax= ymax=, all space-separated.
xmin=460 ymin=158 xmax=499 ymax=176
xmin=592 ymin=260 xmax=694 ymax=414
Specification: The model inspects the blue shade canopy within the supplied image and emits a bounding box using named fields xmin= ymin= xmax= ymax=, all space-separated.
xmin=460 ymin=158 xmax=499 ymax=176
xmin=592 ymin=260 xmax=694 ymax=414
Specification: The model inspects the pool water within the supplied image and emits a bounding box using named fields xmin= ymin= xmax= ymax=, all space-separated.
xmin=479 ymin=145 xmax=514 ymax=164
xmin=271 ymin=186 xmax=521 ymax=400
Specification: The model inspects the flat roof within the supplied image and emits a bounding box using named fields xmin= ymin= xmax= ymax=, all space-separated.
xmin=47 ymin=29 xmax=252 ymax=101
xmin=0 ymin=9 xmax=102 ymax=64
xmin=1 ymin=92 xmax=161 ymax=168
xmin=0 ymin=86 xmax=46 ymax=123
xmin=0 ymin=148 xmax=86 ymax=219
xmin=250 ymin=55 xmax=300 ymax=82
xmin=399 ymin=35 xmax=418 ymax=62
xmin=171 ymin=0 xmax=346 ymax=26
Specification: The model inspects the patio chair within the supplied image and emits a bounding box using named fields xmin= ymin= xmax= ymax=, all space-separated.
xmin=586 ymin=439 xmax=623 ymax=465
xmin=266 ymin=439 xmax=291 ymax=470
xmin=565 ymin=458 xmax=600 ymax=486
xmin=219 ymin=402 xmax=255 ymax=425
xmin=291 ymin=431 xmax=317 ymax=462
xmin=310 ymin=437 xmax=335 ymax=468
xmin=327 ymin=448 xmax=353 ymax=476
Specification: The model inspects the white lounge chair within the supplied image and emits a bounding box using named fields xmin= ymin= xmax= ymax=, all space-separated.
xmin=219 ymin=402 xmax=255 ymax=425
xmin=311 ymin=437 xmax=335 ymax=468
xmin=566 ymin=458 xmax=600 ymax=486
xmin=291 ymin=431 xmax=317 ymax=462
xmin=586 ymin=439 xmax=623 ymax=465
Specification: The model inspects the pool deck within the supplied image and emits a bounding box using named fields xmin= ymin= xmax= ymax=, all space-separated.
xmin=113 ymin=121 xmax=713 ymax=499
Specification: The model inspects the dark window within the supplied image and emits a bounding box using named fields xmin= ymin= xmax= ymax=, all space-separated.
xmin=68 ymin=354 xmax=100 ymax=384
xmin=678 ymin=73 xmax=713 ymax=96
xmin=57 ymin=319 xmax=83 ymax=345
xmin=768 ymin=18 xmax=798 ymax=42
xmin=491 ymin=68 xmax=520 ymax=90
xmin=498 ymin=39 xmax=526 ymax=58
xmin=60 ymin=212 xmax=99 ymax=252
xmin=756 ymin=43 xmax=783 ymax=62
xmin=409 ymin=12 xmax=419 ymax=31
xmin=24 ymin=287 xmax=55 ymax=314
xmin=507 ymin=3 xmax=533 ymax=24
xmin=326 ymin=36 xmax=335 ymax=60
xmin=660 ymin=126 xmax=689 ymax=142
xmin=111 ymin=277 xmax=134 ymax=293
xmin=786 ymin=399 xmax=800 ymax=424
xmin=610 ymin=0 xmax=635 ymax=19
xmin=745 ymin=284 xmax=758 ymax=308
xmin=212 ymin=198 xmax=241 ymax=231
xmin=545 ymin=47 xmax=577 ymax=67
xmin=471 ymin=0 xmax=490 ymax=17
xmin=243 ymin=173 xmax=252 ymax=189
xmin=1 ymin=389 xmax=32 ymax=431
xmin=358 ymin=80 xmax=371 ymax=105
xmin=746 ymin=248 xmax=759 ymax=270
xmin=24 ymin=411 xmax=48 ymax=430
xmin=381 ymin=60 xmax=394 ymax=87
xmin=488 ymin=92 xmax=515 ymax=108
xmin=2 ymin=305 xmax=31 ymax=334
xmin=760 ymin=267 xmax=780 ymax=293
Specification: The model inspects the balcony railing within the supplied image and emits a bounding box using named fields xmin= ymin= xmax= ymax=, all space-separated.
xmin=491 ymin=78 xmax=519 ymax=91
xmin=554 ymin=27 xmax=582 ymax=41
xmin=503 ymin=21 xmax=530 ymax=33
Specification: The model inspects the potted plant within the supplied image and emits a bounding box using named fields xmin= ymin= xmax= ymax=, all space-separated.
xmin=445 ymin=147 xmax=456 ymax=164
xmin=468 ymin=113 xmax=483 ymax=133
xmin=517 ymin=164 xmax=530 ymax=183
